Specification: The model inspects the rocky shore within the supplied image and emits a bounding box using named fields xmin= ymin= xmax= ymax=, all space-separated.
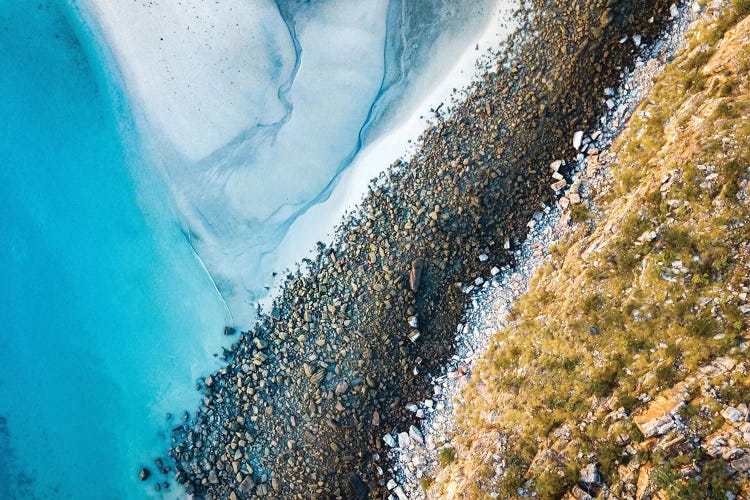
xmin=160 ymin=0 xmax=678 ymax=497
xmin=389 ymin=4 xmax=698 ymax=496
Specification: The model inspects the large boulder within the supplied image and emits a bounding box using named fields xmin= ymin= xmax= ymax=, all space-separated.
xmin=579 ymin=463 xmax=603 ymax=487
xmin=409 ymin=258 xmax=424 ymax=292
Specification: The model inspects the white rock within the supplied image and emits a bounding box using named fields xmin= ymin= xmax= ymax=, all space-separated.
xmin=409 ymin=425 xmax=424 ymax=446
xmin=633 ymin=34 xmax=642 ymax=47
xmin=393 ymin=486 xmax=409 ymax=500
xmin=398 ymin=431 xmax=410 ymax=449
xmin=479 ymin=253 xmax=489 ymax=262
xmin=383 ymin=434 xmax=397 ymax=448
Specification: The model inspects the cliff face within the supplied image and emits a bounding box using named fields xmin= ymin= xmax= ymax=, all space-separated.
xmin=432 ymin=4 xmax=750 ymax=498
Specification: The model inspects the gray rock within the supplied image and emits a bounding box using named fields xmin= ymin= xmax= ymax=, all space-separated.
xmin=208 ymin=469 xmax=219 ymax=484
xmin=335 ymin=381 xmax=349 ymax=396
xmin=409 ymin=425 xmax=424 ymax=446
xmin=397 ymin=431 xmax=410 ymax=449
xmin=383 ymin=433 xmax=397 ymax=448
xmin=639 ymin=413 xmax=677 ymax=438
xmin=731 ymin=454 xmax=750 ymax=474
xmin=580 ymin=463 xmax=602 ymax=486
xmin=722 ymin=448 xmax=745 ymax=461
xmin=409 ymin=259 xmax=424 ymax=292
xmin=723 ymin=406 xmax=744 ymax=423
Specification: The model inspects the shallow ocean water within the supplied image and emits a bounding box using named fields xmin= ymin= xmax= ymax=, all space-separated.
xmin=83 ymin=0 xmax=503 ymax=326
xmin=0 ymin=0 xmax=510 ymax=497
xmin=0 ymin=2 xmax=228 ymax=498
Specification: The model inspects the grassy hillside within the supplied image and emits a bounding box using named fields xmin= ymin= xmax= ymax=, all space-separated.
xmin=432 ymin=3 xmax=750 ymax=498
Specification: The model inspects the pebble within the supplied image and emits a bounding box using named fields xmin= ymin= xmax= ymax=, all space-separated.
xmin=573 ymin=130 xmax=584 ymax=150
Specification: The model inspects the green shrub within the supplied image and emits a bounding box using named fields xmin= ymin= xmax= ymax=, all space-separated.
xmin=561 ymin=357 xmax=579 ymax=371
xmin=570 ymin=204 xmax=594 ymax=223
xmin=656 ymin=364 xmax=678 ymax=387
xmin=437 ymin=447 xmax=457 ymax=467
xmin=419 ymin=476 xmax=435 ymax=490
xmin=688 ymin=317 xmax=716 ymax=338
xmin=535 ymin=470 xmax=573 ymax=500
xmin=590 ymin=366 xmax=619 ymax=397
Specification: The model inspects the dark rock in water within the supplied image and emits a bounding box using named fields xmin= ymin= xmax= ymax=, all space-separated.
xmin=238 ymin=475 xmax=256 ymax=496
xmin=347 ymin=473 xmax=370 ymax=500
xmin=410 ymin=258 xmax=424 ymax=292
xmin=224 ymin=326 xmax=236 ymax=335
xmin=208 ymin=469 xmax=219 ymax=484
xmin=139 ymin=468 xmax=151 ymax=481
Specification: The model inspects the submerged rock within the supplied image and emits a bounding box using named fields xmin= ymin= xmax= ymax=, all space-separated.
xmin=410 ymin=258 xmax=425 ymax=292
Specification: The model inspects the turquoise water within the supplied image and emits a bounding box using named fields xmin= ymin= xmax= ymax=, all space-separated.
xmin=0 ymin=2 xmax=228 ymax=498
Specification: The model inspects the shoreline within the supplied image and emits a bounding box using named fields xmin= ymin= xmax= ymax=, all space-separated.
xmin=75 ymin=0 xmax=515 ymax=330
xmin=165 ymin=0 xmax=679 ymax=497
xmin=264 ymin=0 xmax=519 ymax=311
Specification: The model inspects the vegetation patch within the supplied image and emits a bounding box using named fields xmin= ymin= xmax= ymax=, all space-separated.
xmin=437 ymin=6 xmax=750 ymax=498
